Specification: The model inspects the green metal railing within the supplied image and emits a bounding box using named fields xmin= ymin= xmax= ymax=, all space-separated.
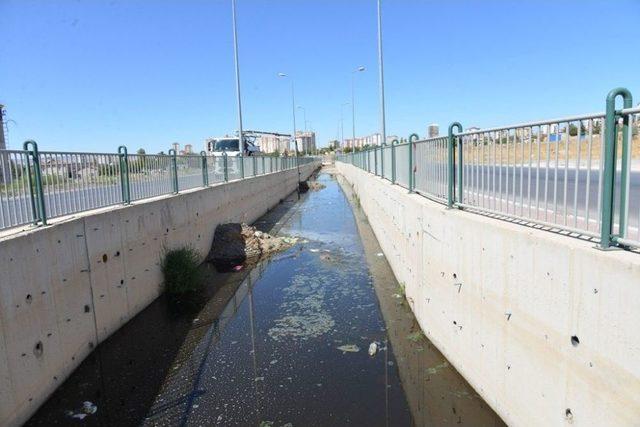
xmin=337 ymin=87 xmax=640 ymax=251
xmin=0 ymin=143 xmax=318 ymax=231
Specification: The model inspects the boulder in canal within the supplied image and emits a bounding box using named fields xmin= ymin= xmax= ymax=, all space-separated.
xmin=207 ymin=223 xmax=297 ymax=270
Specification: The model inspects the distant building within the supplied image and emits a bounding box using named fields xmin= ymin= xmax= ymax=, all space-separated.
xmin=171 ymin=142 xmax=180 ymax=152
xmin=343 ymin=133 xmax=399 ymax=149
xmin=296 ymin=131 xmax=316 ymax=154
xmin=328 ymin=140 xmax=340 ymax=150
xmin=427 ymin=123 xmax=439 ymax=138
xmin=183 ymin=144 xmax=193 ymax=155
xmin=254 ymin=132 xmax=291 ymax=154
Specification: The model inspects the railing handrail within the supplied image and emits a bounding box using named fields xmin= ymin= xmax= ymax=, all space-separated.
xmin=1 ymin=145 xmax=318 ymax=231
xmin=336 ymin=86 xmax=639 ymax=251
xmin=457 ymin=111 xmax=607 ymax=136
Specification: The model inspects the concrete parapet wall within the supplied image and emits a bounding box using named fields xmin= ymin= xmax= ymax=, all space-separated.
xmin=0 ymin=161 xmax=320 ymax=427
xmin=336 ymin=162 xmax=640 ymax=427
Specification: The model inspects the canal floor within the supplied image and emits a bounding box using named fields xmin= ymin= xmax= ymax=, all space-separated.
xmin=26 ymin=170 xmax=503 ymax=426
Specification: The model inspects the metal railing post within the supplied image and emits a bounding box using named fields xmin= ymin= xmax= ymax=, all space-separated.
xmin=374 ymin=147 xmax=378 ymax=175
xmin=381 ymin=143 xmax=386 ymax=178
xmin=599 ymin=88 xmax=633 ymax=249
xmin=201 ymin=151 xmax=209 ymax=187
xmin=253 ymin=156 xmax=257 ymax=177
xmin=391 ymin=139 xmax=398 ymax=184
xmin=448 ymin=123 xmax=462 ymax=207
xmin=223 ymin=152 xmax=229 ymax=182
xmin=240 ymin=154 xmax=245 ymax=179
xmin=408 ymin=133 xmax=418 ymax=192
xmin=117 ymin=145 xmax=131 ymax=204
xmin=23 ymin=140 xmax=47 ymax=225
xmin=168 ymin=148 xmax=178 ymax=193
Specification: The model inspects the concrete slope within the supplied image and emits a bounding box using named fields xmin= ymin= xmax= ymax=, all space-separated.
xmin=336 ymin=161 xmax=640 ymax=427
xmin=0 ymin=161 xmax=319 ymax=427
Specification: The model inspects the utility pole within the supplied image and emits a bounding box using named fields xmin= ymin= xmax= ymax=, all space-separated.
xmin=231 ymin=0 xmax=244 ymax=157
xmin=377 ymin=0 xmax=387 ymax=146
xmin=0 ymin=104 xmax=11 ymax=184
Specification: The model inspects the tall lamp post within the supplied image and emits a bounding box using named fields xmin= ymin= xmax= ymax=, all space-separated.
xmin=340 ymin=102 xmax=350 ymax=150
xmin=278 ymin=73 xmax=301 ymax=192
xmin=351 ymin=66 xmax=366 ymax=148
xmin=231 ymin=0 xmax=244 ymax=164
xmin=376 ymin=0 xmax=387 ymax=146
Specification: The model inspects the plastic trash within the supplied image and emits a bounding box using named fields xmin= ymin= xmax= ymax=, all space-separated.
xmin=337 ymin=344 xmax=360 ymax=353
xmin=82 ymin=401 xmax=97 ymax=415
xmin=233 ymin=265 xmax=243 ymax=271
xmin=368 ymin=342 xmax=378 ymax=356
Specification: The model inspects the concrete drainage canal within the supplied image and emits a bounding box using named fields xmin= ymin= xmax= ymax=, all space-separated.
xmin=25 ymin=169 xmax=504 ymax=427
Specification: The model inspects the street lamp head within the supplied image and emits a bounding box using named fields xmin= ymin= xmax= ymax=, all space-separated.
xmin=277 ymin=72 xmax=287 ymax=78
xmin=356 ymin=66 xmax=366 ymax=72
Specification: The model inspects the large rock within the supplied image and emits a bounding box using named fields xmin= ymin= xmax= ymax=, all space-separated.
xmin=207 ymin=223 xmax=296 ymax=269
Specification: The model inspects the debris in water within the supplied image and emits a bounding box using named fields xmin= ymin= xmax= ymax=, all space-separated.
xmin=65 ymin=401 xmax=98 ymax=420
xmin=337 ymin=344 xmax=360 ymax=353
xmin=207 ymin=223 xmax=297 ymax=270
xmin=259 ymin=421 xmax=274 ymax=427
xmin=376 ymin=252 xmax=384 ymax=257
xmin=82 ymin=401 xmax=97 ymax=415
xmin=307 ymin=181 xmax=326 ymax=191
xmin=309 ymin=248 xmax=320 ymax=253
xmin=368 ymin=342 xmax=379 ymax=356
xmin=233 ymin=265 xmax=243 ymax=271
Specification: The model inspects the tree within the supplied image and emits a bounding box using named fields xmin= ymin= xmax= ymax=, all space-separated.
xmin=569 ymin=124 xmax=578 ymax=137
xmin=592 ymin=121 xmax=602 ymax=135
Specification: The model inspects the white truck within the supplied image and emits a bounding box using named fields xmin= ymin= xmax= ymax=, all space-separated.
xmin=205 ymin=137 xmax=261 ymax=176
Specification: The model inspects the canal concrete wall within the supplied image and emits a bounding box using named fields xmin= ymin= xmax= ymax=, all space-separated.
xmin=0 ymin=161 xmax=320 ymax=427
xmin=335 ymin=162 xmax=640 ymax=427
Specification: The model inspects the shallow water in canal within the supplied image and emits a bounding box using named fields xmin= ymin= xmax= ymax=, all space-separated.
xmin=27 ymin=170 xmax=503 ymax=426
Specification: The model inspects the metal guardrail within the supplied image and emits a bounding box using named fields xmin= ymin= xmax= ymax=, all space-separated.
xmin=337 ymin=87 xmax=640 ymax=251
xmin=0 ymin=142 xmax=315 ymax=232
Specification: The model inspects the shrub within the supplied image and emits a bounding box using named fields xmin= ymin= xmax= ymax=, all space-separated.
xmin=161 ymin=246 xmax=203 ymax=294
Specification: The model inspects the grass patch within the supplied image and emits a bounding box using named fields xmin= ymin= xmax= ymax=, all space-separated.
xmin=161 ymin=246 xmax=203 ymax=294
xmin=407 ymin=330 xmax=425 ymax=343
xmin=397 ymin=282 xmax=406 ymax=298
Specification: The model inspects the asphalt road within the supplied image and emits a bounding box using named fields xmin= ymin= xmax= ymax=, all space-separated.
xmin=414 ymin=164 xmax=640 ymax=234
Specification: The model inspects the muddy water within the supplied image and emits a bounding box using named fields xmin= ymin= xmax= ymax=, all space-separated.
xmin=26 ymin=171 xmax=503 ymax=426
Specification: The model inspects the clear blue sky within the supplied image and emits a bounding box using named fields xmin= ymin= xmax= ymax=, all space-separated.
xmin=1 ymin=0 xmax=639 ymax=153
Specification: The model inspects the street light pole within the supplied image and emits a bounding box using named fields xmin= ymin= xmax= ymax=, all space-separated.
xmin=231 ymin=0 xmax=244 ymax=159
xmin=377 ymin=0 xmax=387 ymax=146
xmin=278 ymin=73 xmax=301 ymax=193
xmin=351 ymin=66 xmax=366 ymax=149
xmin=340 ymin=102 xmax=350 ymax=150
